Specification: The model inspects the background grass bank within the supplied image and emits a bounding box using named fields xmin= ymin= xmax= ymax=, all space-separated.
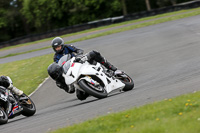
xmin=0 ymin=53 xmax=53 ymax=94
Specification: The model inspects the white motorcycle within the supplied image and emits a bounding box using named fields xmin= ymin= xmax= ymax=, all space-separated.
xmin=58 ymin=55 xmax=134 ymax=99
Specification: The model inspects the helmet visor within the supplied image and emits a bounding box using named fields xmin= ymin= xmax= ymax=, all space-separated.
xmin=55 ymin=45 xmax=62 ymax=51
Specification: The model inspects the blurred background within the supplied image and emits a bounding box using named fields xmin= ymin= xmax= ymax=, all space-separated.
xmin=0 ymin=0 xmax=197 ymax=45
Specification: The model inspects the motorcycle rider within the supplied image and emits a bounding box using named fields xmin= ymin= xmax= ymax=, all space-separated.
xmin=0 ymin=76 xmax=24 ymax=111
xmin=0 ymin=76 xmax=23 ymax=96
xmin=51 ymin=37 xmax=83 ymax=94
xmin=52 ymin=37 xmax=84 ymax=63
xmin=48 ymin=50 xmax=117 ymax=100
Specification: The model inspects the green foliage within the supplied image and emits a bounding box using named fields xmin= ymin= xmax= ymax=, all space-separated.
xmin=0 ymin=0 xmax=195 ymax=42
xmin=21 ymin=0 xmax=68 ymax=31
xmin=20 ymin=0 xmax=122 ymax=29
xmin=0 ymin=9 xmax=7 ymax=28
xmin=0 ymin=0 xmax=26 ymax=41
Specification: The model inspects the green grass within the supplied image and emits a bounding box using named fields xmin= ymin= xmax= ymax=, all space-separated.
xmin=0 ymin=53 xmax=53 ymax=94
xmin=51 ymin=91 xmax=200 ymax=133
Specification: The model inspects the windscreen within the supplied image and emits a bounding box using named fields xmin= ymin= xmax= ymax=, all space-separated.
xmin=62 ymin=60 xmax=71 ymax=74
xmin=57 ymin=54 xmax=72 ymax=74
xmin=58 ymin=54 xmax=71 ymax=66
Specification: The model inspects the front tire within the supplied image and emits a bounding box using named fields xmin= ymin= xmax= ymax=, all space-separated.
xmin=20 ymin=94 xmax=36 ymax=117
xmin=78 ymin=79 xmax=107 ymax=99
xmin=0 ymin=108 xmax=8 ymax=125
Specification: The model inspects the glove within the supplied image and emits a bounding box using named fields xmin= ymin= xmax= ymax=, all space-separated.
xmin=74 ymin=55 xmax=88 ymax=63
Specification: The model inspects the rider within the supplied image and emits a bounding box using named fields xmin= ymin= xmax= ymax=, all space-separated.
xmin=0 ymin=76 xmax=23 ymax=96
xmin=0 ymin=76 xmax=23 ymax=114
xmin=51 ymin=37 xmax=84 ymax=63
xmin=48 ymin=50 xmax=117 ymax=100
xmin=51 ymin=37 xmax=83 ymax=94
xmin=0 ymin=76 xmax=24 ymax=110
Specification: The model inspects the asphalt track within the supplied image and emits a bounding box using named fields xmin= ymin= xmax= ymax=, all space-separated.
xmin=1 ymin=15 xmax=200 ymax=133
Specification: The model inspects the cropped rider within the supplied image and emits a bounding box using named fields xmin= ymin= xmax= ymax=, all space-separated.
xmin=0 ymin=76 xmax=23 ymax=96
xmin=48 ymin=50 xmax=117 ymax=100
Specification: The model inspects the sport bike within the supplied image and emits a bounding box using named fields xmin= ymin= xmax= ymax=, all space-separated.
xmin=58 ymin=54 xmax=134 ymax=99
xmin=0 ymin=86 xmax=36 ymax=124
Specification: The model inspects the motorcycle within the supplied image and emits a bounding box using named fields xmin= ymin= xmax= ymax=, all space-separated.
xmin=0 ymin=86 xmax=36 ymax=124
xmin=58 ymin=54 xmax=134 ymax=99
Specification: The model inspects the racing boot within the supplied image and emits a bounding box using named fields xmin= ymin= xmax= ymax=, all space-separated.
xmin=66 ymin=85 xmax=75 ymax=94
xmin=101 ymin=59 xmax=117 ymax=72
xmin=56 ymin=80 xmax=75 ymax=94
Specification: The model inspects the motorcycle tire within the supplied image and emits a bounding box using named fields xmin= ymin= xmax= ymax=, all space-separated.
xmin=78 ymin=79 xmax=108 ymax=99
xmin=0 ymin=108 xmax=8 ymax=125
xmin=116 ymin=72 xmax=134 ymax=91
xmin=20 ymin=94 xmax=36 ymax=117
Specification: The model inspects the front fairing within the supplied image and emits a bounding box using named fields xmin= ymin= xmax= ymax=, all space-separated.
xmin=63 ymin=57 xmax=82 ymax=84
xmin=63 ymin=59 xmax=125 ymax=93
xmin=79 ymin=63 xmax=125 ymax=93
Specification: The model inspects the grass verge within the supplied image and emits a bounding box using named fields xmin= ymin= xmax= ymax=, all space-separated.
xmin=51 ymin=91 xmax=200 ymax=133
xmin=0 ymin=46 xmax=50 ymax=59
xmin=0 ymin=53 xmax=53 ymax=95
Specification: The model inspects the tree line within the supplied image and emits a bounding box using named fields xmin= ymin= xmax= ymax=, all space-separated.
xmin=0 ymin=0 xmax=193 ymax=42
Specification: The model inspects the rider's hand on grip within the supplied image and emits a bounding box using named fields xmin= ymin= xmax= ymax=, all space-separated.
xmin=74 ymin=55 xmax=88 ymax=63
xmin=74 ymin=56 xmax=82 ymax=62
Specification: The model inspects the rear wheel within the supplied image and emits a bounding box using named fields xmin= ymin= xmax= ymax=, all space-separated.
xmin=20 ymin=94 xmax=36 ymax=117
xmin=115 ymin=71 xmax=134 ymax=91
xmin=78 ymin=79 xmax=107 ymax=99
xmin=0 ymin=108 xmax=8 ymax=125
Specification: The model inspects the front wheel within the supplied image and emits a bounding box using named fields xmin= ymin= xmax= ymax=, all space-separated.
xmin=78 ymin=79 xmax=107 ymax=99
xmin=20 ymin=94 xmax=36 ymax=117
xmin=0 ymin=107 xmax=8 ymax=125
xmin=115 ymin=71 xmax=134 ymax=91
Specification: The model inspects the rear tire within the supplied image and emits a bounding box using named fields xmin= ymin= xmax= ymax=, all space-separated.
xmin=0 ymin=108 xmax=8 ymax=125
xmin=78 ymin=79 xmax=107 ymax=99
xmin=20 ymin=94 xmax=36 ymax=117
